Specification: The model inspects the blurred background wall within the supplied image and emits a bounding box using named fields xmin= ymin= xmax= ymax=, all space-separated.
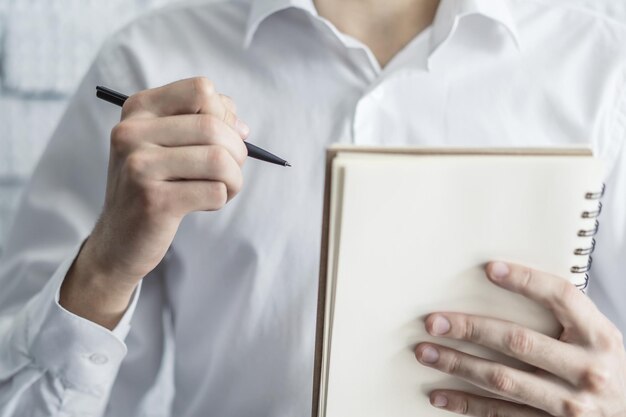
xmin=0 ymin=0 xmax=624 ymax=254
xmin=0 ymin=0 xmax=183 ymax=255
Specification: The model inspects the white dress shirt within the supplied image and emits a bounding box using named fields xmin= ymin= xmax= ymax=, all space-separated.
xmin=1 ymin=0 xmax=625 ymax=416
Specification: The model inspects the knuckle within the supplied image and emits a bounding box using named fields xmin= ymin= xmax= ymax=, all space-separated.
xmin=207 ymin=146 xmax=230 ymax=170
xmin=110 ymin=121 xmax=136 ymax=153
xmin=562 ymin=396 xmax=594 ymax=417
xmin=125 ymin=152 xmax=150 ymax=179
xmin=446 ymin=355 xmax=463 ymax=375
xmin=462 ymin=316 xmax=480 ymax=342
xmin=504 ymin=327 xmax=534 ymax=356
xmin=487 ymin=368 xmax=515 ymax=394
xmin=579 ymin=364 xmax=609 ymax=392
xmin=209 ymin=182 xmax=228 ymax=210
xmin=458 ymin=398 xmax=469 ymax=415
xmin=122 ymin=92 xmax=147 ymax=116
xmin=486 ymin=405 xmax=503 ymax=417
xmin=592 ymin=332 xmax=611 ymax=351
xmin=192 ymin=77 xmax=215 ymax=99
xmin=230 ymin=170 xmax=244 ymax=197
xmin=519 ymin=266 xmax=534 ymax=291
xmin=224 ymin=110 xmax=237 ymax=126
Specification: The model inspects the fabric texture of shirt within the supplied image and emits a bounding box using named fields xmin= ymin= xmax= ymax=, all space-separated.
xmin=0 ymin=0 xmax=625 ymax=416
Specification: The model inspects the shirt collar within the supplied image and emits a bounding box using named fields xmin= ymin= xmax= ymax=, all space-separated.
xmin=243 ymin=0 xmax=317 ymax=47
xmin=243 ymin=0 xmax=521 ymax=60
xmin=430 ymin=0 xmax=520 ymax=57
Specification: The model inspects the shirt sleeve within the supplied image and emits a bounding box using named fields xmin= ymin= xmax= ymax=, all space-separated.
xmin=0 ymin=35 xmax=145 ymax=416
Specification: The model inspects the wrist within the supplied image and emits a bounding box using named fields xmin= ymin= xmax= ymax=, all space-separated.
xmin=60 ymin=238 xmax=139 ymax=330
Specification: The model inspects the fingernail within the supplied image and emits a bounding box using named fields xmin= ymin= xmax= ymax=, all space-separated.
xmin=432 ymin=394 xmax=448 ymax=408
xmin=419 ymin=346 xmax=439 ymax=364
xmin=489 ymin=262 xmax=510 ymax=282
xmin=235 ymin=119 xmax=250 ymax=138
xmin=430 ymin=315 xmax=451 ymax=336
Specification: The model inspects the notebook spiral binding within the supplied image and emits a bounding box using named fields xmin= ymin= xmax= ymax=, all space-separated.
xmin=572 ymin=184 xmax=605 ymax=290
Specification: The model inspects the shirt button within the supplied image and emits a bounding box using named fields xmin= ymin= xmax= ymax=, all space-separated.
xmin=89 ymin=353 xmax=109 ymax=365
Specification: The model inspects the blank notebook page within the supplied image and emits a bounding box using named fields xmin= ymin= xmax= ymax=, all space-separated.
xmin=320 ymin=152 xmax=603 ymax=417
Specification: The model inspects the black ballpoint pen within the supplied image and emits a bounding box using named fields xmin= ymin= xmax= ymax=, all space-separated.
xmin=96 ymin=86 xmax=291 ymax=167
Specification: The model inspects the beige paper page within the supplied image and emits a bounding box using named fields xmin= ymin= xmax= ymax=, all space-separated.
xmin=322 ymin=154 xmax=603 ymax=417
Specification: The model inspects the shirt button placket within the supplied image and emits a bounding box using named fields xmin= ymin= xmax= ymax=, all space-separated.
xmin=353 ymin=82 xmax=387 ymax=146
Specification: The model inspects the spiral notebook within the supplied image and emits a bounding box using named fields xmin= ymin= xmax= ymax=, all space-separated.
xmin=312 ymin=147 xmax=605 ymax=417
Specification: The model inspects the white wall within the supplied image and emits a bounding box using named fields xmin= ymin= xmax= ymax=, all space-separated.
xmin=0 ymin=0 xmax=185 ymax=253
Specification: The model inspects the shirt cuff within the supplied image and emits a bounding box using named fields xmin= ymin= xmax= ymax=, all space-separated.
xmin=23 ymin=242 xmax=142 ymax=393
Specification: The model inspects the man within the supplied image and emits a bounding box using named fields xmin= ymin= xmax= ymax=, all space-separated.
xmin=0 ymin=0 xmax=625 ymax=416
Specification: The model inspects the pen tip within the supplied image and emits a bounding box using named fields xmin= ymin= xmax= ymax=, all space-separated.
xmin=285 ymin=162 xmax=292 ymax=167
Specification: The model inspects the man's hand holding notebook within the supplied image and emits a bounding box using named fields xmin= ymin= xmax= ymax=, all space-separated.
xmin=312 ymin=147 xmax=625 ymax=417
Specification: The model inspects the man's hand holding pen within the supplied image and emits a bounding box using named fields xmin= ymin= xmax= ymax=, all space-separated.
xmin=59 ymin=77 xmax=249 ymax=330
